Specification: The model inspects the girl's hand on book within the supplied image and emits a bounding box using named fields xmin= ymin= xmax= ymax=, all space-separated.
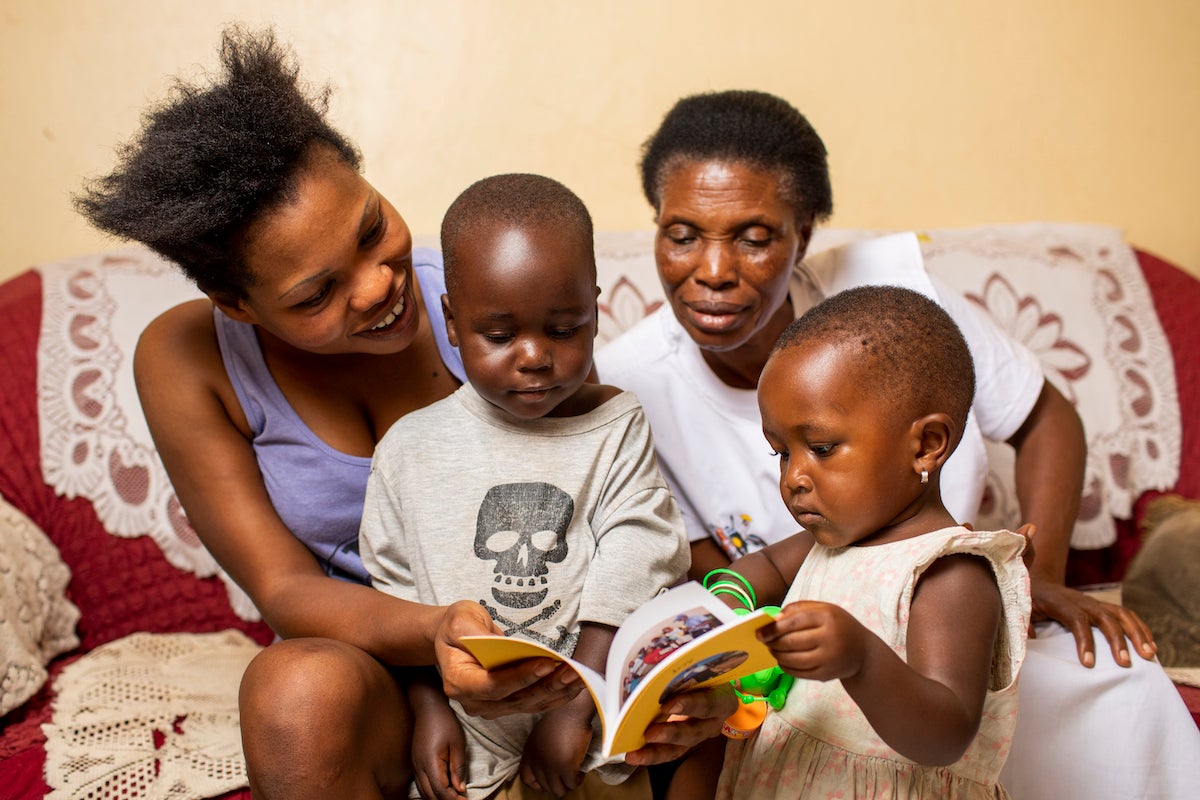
xmin=757 ymin=600 xmax=869 ymax=682
xmin=624 ymin=684 xmax=737 ymax=765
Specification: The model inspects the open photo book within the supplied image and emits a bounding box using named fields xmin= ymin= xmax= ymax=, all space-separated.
xmin=460 ymin=581 xmax=779 ymax=757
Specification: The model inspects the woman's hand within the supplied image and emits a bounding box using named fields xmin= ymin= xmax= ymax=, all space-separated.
xmin=1003 ymin=382 xmax=1157 ymax=667
xmin=1012 ymin=520 xmax=1157 ymax=668
xmin=624 ymin=684 xmax=737 ymax=766
xmin=1030 ymin=578 xmax=1157 ymax=668
xmin=434 ymin=601 xmax=584 ymax=719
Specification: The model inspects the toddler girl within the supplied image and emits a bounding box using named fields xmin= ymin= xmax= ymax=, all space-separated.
xmin=718 ymin=285 xmax=1030 ymax=799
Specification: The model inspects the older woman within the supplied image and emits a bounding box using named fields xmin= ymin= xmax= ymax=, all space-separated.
xmin=77 ymin=29 xmax=728 ymax=799
xmin=596 ymin=89 xmax=1200 ymax=799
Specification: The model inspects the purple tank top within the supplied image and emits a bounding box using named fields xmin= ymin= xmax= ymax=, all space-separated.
xmin=214 ymin=249 xmax=464 ymax=584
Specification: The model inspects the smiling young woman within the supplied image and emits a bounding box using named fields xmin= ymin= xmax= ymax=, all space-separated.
xmin=74 ymin=29 xmax=596 ymax=798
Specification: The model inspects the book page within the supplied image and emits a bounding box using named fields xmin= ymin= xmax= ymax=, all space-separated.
xmin=457 ymin=636 xmax=616 ymax=733
xmin=604 ymin=604 xmax=778 ymax=756
xmin=461 ymin=582 xmax=782 ymax=757
xmin=605 ymin=582 xmax=742 ymax=712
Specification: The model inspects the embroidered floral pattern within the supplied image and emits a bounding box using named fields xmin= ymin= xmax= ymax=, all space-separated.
xmin=597 ymin=275 xmax=662 ymax=347
xmin=919 ymin=227 xmax=1179 ymax=548
xmin=967 ymin=273 xmax=1091 ymax=403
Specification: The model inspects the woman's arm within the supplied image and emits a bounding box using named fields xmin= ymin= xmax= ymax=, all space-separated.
xmin=135 ymin=302 xmax=584 ymax=713
xmin=687 ymin=538 xmax=732 ymax=584
xmin=135 ymin=301 xmax=447 ymax=659
xmin=1009 ymin=381 xmax=1155 ymax=666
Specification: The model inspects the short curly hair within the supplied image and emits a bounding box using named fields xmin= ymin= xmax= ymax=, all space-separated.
xmin=74 ymin=27 xmax=361 ymax=300
xmin=440 ymin=173 xmax=595 ymax=297
xmin=771 ymin=285 xmax=976 ymax=438
xmin=639 ymin=90 xmax=833 ymax=225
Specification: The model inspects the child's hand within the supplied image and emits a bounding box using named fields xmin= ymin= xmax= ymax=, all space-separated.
xmin=519 ymin=705 xmax=593 ymax=796
xmin=411 ymin=702 xmax=468 ymax=800
xmin=758 ymin=600 xmax=870 ymax=682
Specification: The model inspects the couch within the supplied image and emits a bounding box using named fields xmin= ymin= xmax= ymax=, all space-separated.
xmin=2 ymin=224 xmax=1197 ymax=799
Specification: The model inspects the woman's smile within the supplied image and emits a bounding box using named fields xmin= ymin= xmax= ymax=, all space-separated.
xmin=355 ymin=276 xmax=417 ymax=342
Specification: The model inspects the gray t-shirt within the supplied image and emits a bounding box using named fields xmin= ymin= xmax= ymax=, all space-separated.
xmin=360 ymin=383 xmax=689 ymax=797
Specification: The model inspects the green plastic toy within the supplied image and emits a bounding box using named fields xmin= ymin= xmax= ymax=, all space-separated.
xmin=703 ymin=569 xmax=795 ymax=719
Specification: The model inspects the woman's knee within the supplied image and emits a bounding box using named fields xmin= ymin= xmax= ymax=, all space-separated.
xmin=242 ymin=638 xmax=384 ymax=722
xmin=239 ymin=638 xmax=412 ymax=797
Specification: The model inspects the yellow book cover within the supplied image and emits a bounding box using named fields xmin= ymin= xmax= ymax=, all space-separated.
xmin=461 ymin=581 xmax=778 ymax=757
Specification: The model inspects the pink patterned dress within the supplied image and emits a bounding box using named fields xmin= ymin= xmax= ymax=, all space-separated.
xmin=717 ymin=526 xmax=1030 ymax=799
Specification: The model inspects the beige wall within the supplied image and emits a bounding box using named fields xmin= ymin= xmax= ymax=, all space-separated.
xmin=2 ymin=0 xmax=1198 ymax=282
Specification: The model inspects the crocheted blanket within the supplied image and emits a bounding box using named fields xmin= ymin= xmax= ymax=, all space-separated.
xmin=41 ymin=631 xmax=261 ymax=800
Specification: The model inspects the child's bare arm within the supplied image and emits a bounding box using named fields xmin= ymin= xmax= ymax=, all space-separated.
xmin=726 ymin=532 xmax=815 ymax=607
xmin=520 ymin=622 xmax=613 ymax=795
xmin=761 ymin=554 xmax=1001 ymax=765
xmin=408 ymin=667 xmax=468 ymax=800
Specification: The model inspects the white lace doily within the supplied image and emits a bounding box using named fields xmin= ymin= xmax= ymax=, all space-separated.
xmin=906 ymin=224 xmax=1178 ymax=549
xmin=36 ymin=250 xmax=257 ymax=620
xmin=41 ymin=630 xmax=262 ymax=800
xmin=0 ymin=495 xmax=81 ymax=716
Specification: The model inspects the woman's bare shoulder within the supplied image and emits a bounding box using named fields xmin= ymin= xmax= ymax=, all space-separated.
xmin=135 ymin=298 xmax=222 ymax=375
xmin=133 ymin=298 xmax=244 ymax=428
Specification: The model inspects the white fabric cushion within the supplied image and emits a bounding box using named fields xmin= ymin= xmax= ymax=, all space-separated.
xmin=0 ymin=495 xmax=81 ymax=716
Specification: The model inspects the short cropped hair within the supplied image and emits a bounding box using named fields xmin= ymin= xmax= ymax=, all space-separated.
xmin=772 ymin=285 xmax=976 ymax=435
xmin=74 ymin=27 xmax=361 ymax=300
xmin=440 ymin=173 xmax=595 ymax=296
xmin=639 ymin=90 xmax=833 ymax=224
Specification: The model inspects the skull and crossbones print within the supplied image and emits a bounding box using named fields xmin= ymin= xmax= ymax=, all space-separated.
xmin=474 ymin=481 xmax=578 ymax=653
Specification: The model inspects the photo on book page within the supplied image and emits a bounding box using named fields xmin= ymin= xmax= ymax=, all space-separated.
xmin=618 ymin=606 xmax=724 ymax=703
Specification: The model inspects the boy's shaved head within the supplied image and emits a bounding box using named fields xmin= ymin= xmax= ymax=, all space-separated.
xmin=441 ymin=173 xmax=595 ymax=296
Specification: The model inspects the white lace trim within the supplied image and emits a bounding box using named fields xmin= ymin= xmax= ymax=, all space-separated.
xmin=42 ymin=631 xmax=261 ymax=800
xmin=36 ymin=250 xmax=258 ymax=620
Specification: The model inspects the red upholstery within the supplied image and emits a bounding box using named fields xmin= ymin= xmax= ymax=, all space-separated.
xmin=1065 ymin=249 xmax=1200 ymax=587
xmin=0 ymin=269 xmax=265 ymax=798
